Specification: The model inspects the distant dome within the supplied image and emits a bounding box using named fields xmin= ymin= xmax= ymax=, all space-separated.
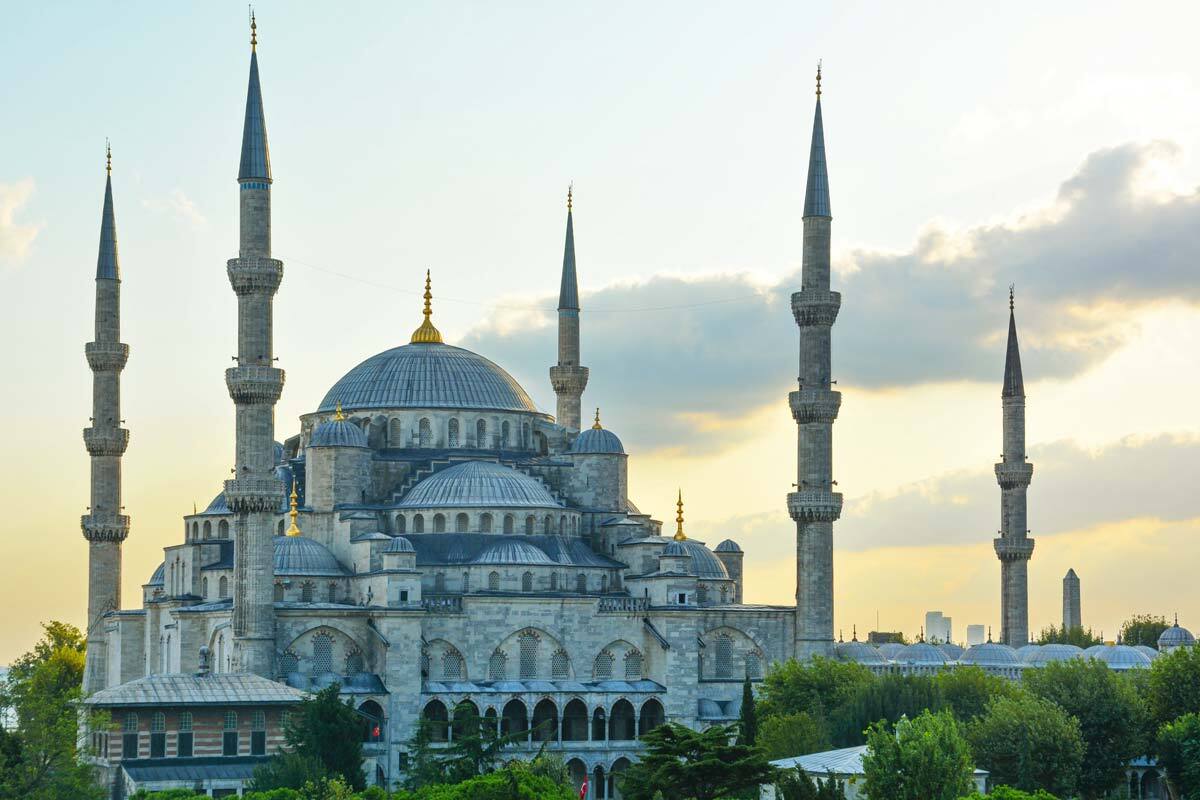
xmin=895 ymin=642 xmax=948 ymax=666
xmin=714 ymin=539 xmax=743 ymax=554
xmin=146 ymin=562 xmax=165 ymax=587
xmin=398 ymin=461 xmax=562 ymax=509
xmin=1134 ymin=645 xmax=1160 ymax=661
xmin=309 ymin=418 xmax=368 ymax=448
xmin=471 ymin=540 xmax=556 ymax=566
xmin=959 ymin=642 xmax=1019 ymax=667
xmin=273 ymin=535 xmax=347 ymax=577
xmin=1159 ymin=622 xmax=1196 ymax=649
xmin=1025 ymin=644 xmax=1083 ymax=665
xmin=673 ymin=540 xmax=730 ymax=580
xmin=386 ymin=536 xmax=415 ymax=554
xmin=319 ymin=343 xmax=539 ymax=414
xmin=570 ymin=427 xmax=625 ymax=455
xmin=836 ymin=640 xmax=886 ymax=665
xmin=877 ymin=643 xmax=905 ymax=660
xmin=1016 ymin=644 xmax=1041 ymax=660
xmin=937 ymin=642 xmax=965 ymax=661
xmin=1087 ymin=644 xmax=1153 ymax=670
xmin=662 ymin=541 xmax=688 ymax=557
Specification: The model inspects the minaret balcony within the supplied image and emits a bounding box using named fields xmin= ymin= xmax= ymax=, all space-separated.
xmin=83 ymin=426 xmax=129 ymax=456
xmin=226 ymin=366 xmax=285 ymax=405
xmin=787 ymin=490 xmax=843 ymax=523
xmin=549 ymin=364 xmax=589 ymax=395
xmin=994 ymin=462 xmax=1034 ymax=488
xmin=789 ymin=389 xmax=841 ymax=424
xmin=993 ymin=537 xmax=1035 ymax=561
xmin=790 ymin=290 xmax=841 ymax=327
xmin=227 ymin=257 xmax=283 ymax=296
xmin=85 ymin=341 xmax=129 ymax=372
xmin=224 ymin=477 xmax=285 ymax=513
xmin=81 ymin=514 xmax=130 ymax=542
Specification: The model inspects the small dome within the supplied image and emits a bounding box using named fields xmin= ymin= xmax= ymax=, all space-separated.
xmin=398 ymin=461 xmax=563 ymax=509
xmin=570 ymin=427 xmax=625 ymax=455
xmin=1134 ymin=645 xmax=1160 ymax=661
xmin=147 ymin=562 xmax=165 ymax=587
xmin=1159 ymin=622 xmax=1196 ymax=649
xmin=1024 ymin=644 xmax=1083 ymax=665
xmin=877 ymin=643 xmax=905 ymax=660
xmin=714 ymin=539 xmax=743 ymax=554
xmin=836 ymin=640 xmax=886 ymax=665
xmin=662 ymin=541 xmax=689 ymax=557
xmin=673 ymin=540 xmax=730 ymax=580
xmin=895 ymin=642 xmax=948 ymax=666
xmin=937 ymin=642 xmax=965 ymax=660
xmin=959 ymin=642 xmax=1019 ymax=667
xmin=309 ymin=419 xmax=368 ymax=449
xmin=1016 ymin=644 xmax=1042 ymax=661
xmin=1087 ymin=644 xmax=1153 ymax=670
xmin=471 ymin=540 xmax=556 ymax=566
xmin=273 ymin=535 xmax=347 ymax=576
xmin=386 ymin=536 xmax=415 ymax=554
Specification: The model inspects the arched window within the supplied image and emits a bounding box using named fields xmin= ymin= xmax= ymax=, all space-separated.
xmin=345 ymin=648 xmax=364 ymax=674
xmin=522 ymin=422 xmax=530 ymax=447
xmin=300 ymin=582 xmax=314 ymax=603
xmin=395 ymin=515 xmax=406 ymax=534
xmin=413 ymin=514 xmax=425 ymax=533
xmin=447 ymin=418 xmax=459 ymax=447
xmin=219 ymin=576 xmax=229 ymax=599
xmin=191 ymin=522 xmax=199 ymax=539
xmin=222 ymin=711 xmax=239 ymax=756
xmin=720 ymin=585 xmax=728 ymax=603
xmin=476 ymin=419 xmax=487 ymax=447
xmin=327 ymin=582 xmax=338 ymax=603
xmin=503 ymin=514 xmax=514 ymax=534
xmin=525 ymin=516 xmax=535 ymax=535
xmin=550 ymin=573 xmax=558 ymax=591
xmin=551 ymin=649 xmax=570 ymax=679
xmin=312 ymin=634 xmax=334 ymax=674
xmin=501 ymin=421 xmax=510 ymax=446
xmin=278 ymin=519 xmax=285 ymax=535
xmin=715 ymin=635 xmax=734 ymax=679
xmin=418 ymin=418 xmax=432 ymax=447
xmin=594 ymin=650 xmax=614 ymax=680
xmin=480 ymin=513 xmax=492 ymax=533
xmin=521 ymin=572 xmax=533 ymax=592
xmin=559 ymin=515 xmax=566 ymax=534
xmin=611 ymin=699 xmax=636 ymax=741
xmin=544 ymin=515 xmax=553 ymax=534
xmin=600 ymin=574 xmax=609 ymax=593
xmin=203 ymin=520 xmax=212 ymax=539
xmin=423 ymin=701 xmax=449 ymax=743
xmin=433 ymin=514 xmax=446 ymax=533
xmin=388 ymin=417 xmax=403 ymax=447
xmin=532 ymin=698 xmax=558 ymax=742
xmin=279 ymin=651 xmax=299 ymax=676
xmin=624 ymin=649 xmax=643 ymax=680
xmin=488 ymin=650 xmax=507 ymax=680
xmin=455 ymin=513 xmax=469 ymax=533
xmin=563 ymin=702 xmax=588 ymax=742
xmin=697 ymin=585 xmax=708 ymax=604
xmin=488 ymin=571 xmax=500 ymax=591
xmin=518 ymin=631 xmax=539 ymax=679
xmin=745 ymin=650 xmax=763 ymax=680
xmin=434 ymin=572 xmax=446 ymax=592
xmin=420 ymin=649 xmax=430 ymax=677
xmin=639 ymin=699 xmax=665 ymax=737
xmin=576 ymin=574 xmax=587 ymax=593
xmin=442 ymin=648 xmax=464 ymax=680
xmin=202 ymin=577 xmax=209 ymax=598
xmin=273 ymin=583 xmax=284 ymax=602
xmin=218 ymin=519 xmax=229 ymax=538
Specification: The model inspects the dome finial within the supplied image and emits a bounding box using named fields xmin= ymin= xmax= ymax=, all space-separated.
xmin=674 ymin=489 xmax=687 ymax=542
xmin=567 ymin=183 xmax=573 ymax=212
xmin=105 ymin=139 xmax=112 ymax=176
xmin=410 ymin=269 xmax=444 ymax=344
xmin=987 ymin=625 xmax=993 ymax=643
xmin=285 ymin=479 xmax=301 ymax=536
xmin=333 ymin=400 xmax=345 ymax=421
xmin=815 ymin=59 xmax=822 ymax=99
xmin=250 ymin=6 xmax=257 ymax=51
xmin=593 ymin=408 xmax=602 ymax=430
xmin=1009 ymin=283 xmax=1015 ymax=312
xmin=852 ymin=624 xmax=858 ymax=642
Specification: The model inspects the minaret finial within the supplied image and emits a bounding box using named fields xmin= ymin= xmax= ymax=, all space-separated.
xmin=410 ymin=269 xmax=444 ymax=344
xmin=674 ymin=490 xmax=686 ymax=542
xmin=852 ymin=624 xmax=858 ymax=642
xmin=592 ymin=408 xmax=602 ymax=430
xmin=816 ymin=59 xmax=822 ymax=99
xmin=250 ymin=7 xmax=257 ymax=51
xmin=334 ymin=400 xmax=345 ymax=421
xmin=567 ymin=183 xmax=573 ymax=212
xmin=1009 ymin=284 xmax=1015 ymax=312
xmin=105 ymin=139 xmax=112 ymax=176
xmin=987 ymin=625 xmax=993 ymax=643
xmin=285 ymin=479 xmax=301 ymax=536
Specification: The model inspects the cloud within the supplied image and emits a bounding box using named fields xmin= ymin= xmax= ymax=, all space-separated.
xmin=144 ymin=189 xmax=207 ymax=230
xmin=0 ymin=179 xmax=40 ymax=265
xmin=463 ymin=141 xmax=1200 ymax=450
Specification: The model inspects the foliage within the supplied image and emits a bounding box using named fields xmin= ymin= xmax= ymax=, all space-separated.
xmin=757 ymin=712 xmax=829 ymax=760
xmin=1157 ymin=712 xmax=1200 ymax=799
xmin=616 ymin=722 xmax=777 ymax=800
xmin=401 ymin=704 xmax=527 ymax=789
xmin=1146 ymin=644 xmax=1200 ymax=730
xmin=861 ymin=710 xmax=974 ymax=800
xmin=737 ymin=677 xmax=758 ymax=746
xmin=263 ymin=684 xmax=366 ymax=791
xmin=1023 ymin=659 xmax=1146 ymax=799
xmin=757 ymin=657 xmax=872 ymax=726
xmin=958 ymin=788 xmax=1059 ymax=800
xmin=828 ymin=673 xmax=944 ymax=746
xmin=1036 ymin=624 xmax=1101 ymax=648
xmin=0 ymin=621 xmax=104 ymax=800
xmin=965 ymin=693 xmax=1083 ymax=796
xmin=249 ymin=752 xmax=330 ymax=792
xmin=775 ymin=768 xmax=847 ymax=800
xmin=394 ymin=760 xmax=575 ymax=799
xmin=1120 ymin=614 xmax=1170 ymax=649
xmin=934 ymin=666 xmax=1016 ymax=724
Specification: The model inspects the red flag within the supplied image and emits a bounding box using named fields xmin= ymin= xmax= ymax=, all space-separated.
xmin=579 ymin=778 xmax=589 ymax=799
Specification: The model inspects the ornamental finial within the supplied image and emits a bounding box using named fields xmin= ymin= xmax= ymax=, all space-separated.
xmin=410 ymin=269 xmax=444 ymax=343
xmin=105 ymin=139 xmax=112 ymax=176
xmin=334 ymin=400 xmax=345 ymax=421
xmin=250 ymin=7 xmax=257 ymax=50
xmin=987 ymin=625 xmax=993 ymax=643
xmin=852 ymin=624 xmax=858 ymax=642
xmin=567 ymin=183 xmax=573 ymax=212
xmin=674 ymin=489 xmax=686 ymax=542
xmin=1009 ymin=284 xmax=1015 ymax=312
xmin=592 ymin=408 xmax=602 ymax=430
xmin=816 ymin=59 xmax=822 ymax=99
xmin=286 ymin=480 xmax=301 ymax=536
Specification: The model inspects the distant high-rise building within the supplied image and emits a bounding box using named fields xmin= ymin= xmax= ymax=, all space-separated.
xmin=1063 ymin=569 xmax=1081 ymax=630
xmin=925 ymin=611 xmax=952 ymax=643
xmin=966 ymin=625 xmax=986 ymax=646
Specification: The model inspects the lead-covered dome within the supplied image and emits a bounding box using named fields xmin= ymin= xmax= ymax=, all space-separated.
xmin=472 ymin=540 xmax=556 ymax=566
xmin=571 ymin=427 xmax=625 ymax=454
xmin=895 ymin=642 xmax=948 ymax=666
xmin=1159 ymin=621 xmax=1196 ymax=649
xmin=1087 ymin=644 xmax=1152 ymax=670
xmin=1024 ymin=644 xmax=1083 ymax=665
xmin=959 ymin=642 xmax=1019 ymax=667
xmin=318 ymin=343 xmax=539 ymax=414
xmin=309 ymin=418 xmax=368 ymax=448
xmin=273 ymin=535 xmax=347 ymax=576
xmin=836 ymin=640 xmax=886 ymax=665
xmin=397 ymin=461 xmax=563 ymax=509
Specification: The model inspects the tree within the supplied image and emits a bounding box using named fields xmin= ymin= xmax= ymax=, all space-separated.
xmin=828 ymin=673 xmax=943 ymax=747
xmin=775 ymin=768 xmax=847 ymax=800
xmin=860 ymin=710 xmax=974 ymax=800
xmin=737 ymin=677 xmax=758 ymax=746
xmin=758 ymin=712 xmax=829 ymax=760
xmin=1036 ymin=624 xmax=1101 ymax=648
xmin=616 ymin=722 xmax=777 ymax=800
xmin=1023 ymin=660 xmax=1146 ymax=799
xmin=248 ymin=752 xmax=329 ymax=792
xmin=394 ymin=760 xmax=575 ymax=799
xmin=966 ymin=693 xmax=1083 ymax=797
xmin=274 ymin=684 xmax=366 ymax=791
xmin=1121 ymin=614 xmax=1170 ymax=649
xmin=758 ymin=658 xmax=872 ymax=725
xmin=935 ymin=666 xmax=1015 ymax=724
xmin=958 ymin=789 xmax=1060 ymax=800
xmin=1157 ymin=712 xmax=1200 ymax=799
xmin=1146 ymin=644 xmax=1200 ymax=729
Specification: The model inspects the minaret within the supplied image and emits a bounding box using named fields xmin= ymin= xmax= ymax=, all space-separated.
xmin=1063 ymin=568 xmax=1081 ymax=631
xmin=82 ymin=143 xmax=131 ymax=693
xmin=994 ymin=288 xmax=1034 ymax=646
xmin=788 ymin=63 xmax=842 ymax=659
xmin=549 ymin=186 xmax=589 ymax=431
xmin=225 ymin=15 xmax=285 ymax=677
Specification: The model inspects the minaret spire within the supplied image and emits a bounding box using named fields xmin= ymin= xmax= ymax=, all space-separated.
xmin=994 ymin=289 xmax=1034 ymax=646
xmin=226 ymin=19 xmax=285 ymax=677
xmin=789 ymin=62 xmax=842 ymax=659
xmin=550 ymin=184 xmax=589 ymax=431
xmin=82 ymin=145 xmax=131 ymax=692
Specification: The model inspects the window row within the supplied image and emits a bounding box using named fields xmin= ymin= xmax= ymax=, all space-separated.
xmin=187 ymin=518 xmax=230 ymax=541
xmin=396 ymin=512 xmax=578 ymax=535
xmin=420 ymin=697 xmax=665 ymax=744
xmin=117 ymin=710 xmax=267 ymax=760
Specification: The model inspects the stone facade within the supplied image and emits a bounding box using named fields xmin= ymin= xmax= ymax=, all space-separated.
xmin=1063 ymin=568 xmax=1081 ymax=631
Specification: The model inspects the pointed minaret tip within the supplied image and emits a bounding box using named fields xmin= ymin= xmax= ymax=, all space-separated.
xmin=238 ymin=13 xmax=272 ymax=183
xmin=1003 ymin=285 xmax=1025 ymax=398
xmin=802 ymin=62 xmax=831 ymax=219
xmin=559 ymin=185 xmax=580 ymax=311
xmin=96 ymin=144 xmax=120 ymax=280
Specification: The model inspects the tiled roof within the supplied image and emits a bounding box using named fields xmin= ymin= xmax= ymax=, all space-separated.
xmin=123 ymin=756 xmax=268 ymax=784
xmin=85 ymin=673 xmax=307 ymax=707
xmin=773 ymin=745 xmax=988 ymax=778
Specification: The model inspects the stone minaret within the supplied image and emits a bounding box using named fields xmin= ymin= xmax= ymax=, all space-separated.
xmin=82 ymin=144 xmax=131 ymax=693
xmin=549 ymin=187 xmax=588 ymax=431
xmin=788 ymin=65 xmax=842 ymax=660
xmin=994 ymin=289 xmax=1034 ymax=646
xmin=1063 ymin=568 xmax=1081 ymax=631
xmin=226 ymin=16 xmax=285 ymax=677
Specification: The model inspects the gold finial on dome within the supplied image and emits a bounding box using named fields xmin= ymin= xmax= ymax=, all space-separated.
xmin=285 ymin=480 xmax=301 ymax=536
xmin=674 ymin=489 xmax=687 ymax=542
xmin=592 ymin=408 xmax=602 ymax=430
xmin=333 ymin=400 xmax=345 ymax=421
xmin=410 ymin=269 xmax=444 ymax=344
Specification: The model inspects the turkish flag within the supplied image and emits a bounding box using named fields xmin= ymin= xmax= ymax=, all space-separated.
xmin=579 ymin=778 xmax=589 ymax=799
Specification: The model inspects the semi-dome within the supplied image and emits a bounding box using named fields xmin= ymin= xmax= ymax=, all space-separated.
xmin=1016 ymin=644 xmax=1041 ymax=661
xmin=937 ymin=642 xmax=965 ymax=660
xmin=273 ymin=535 xmax=347 ymax=577
xmin=471 ymin=540 xmax=556 ymax=566
xmin=1087 ymin=644 xmax=1153 ymax=670
xmin=570 ymin=427 xmax=625 ymax=455
xmin=397 ymin=461 xmax=563 ymax=509
xmin=959 ymin=642 xmax=1019 ymax=667
xmin=309 ymin=418 xmax=368 ymax=448
xmin=146 ymin=562 xmax=165 ymax=587
xmin=1024 ymin=644 xmax=1083 ymax=665
xmin=895 ymin=642 xmax=948 ymax=666
xmin=836 ymin=640 xmax=886 ymax=665
xmin=877 ymin=643 xmax=905 ymax=660
xmin=318 ymin=343 xmax=539 ymax=415
xmin=1159 ymin=621 xmax=1196 ymax=649
xmin=386 ymin=536 xmax=415 ymax=554
xmin=714 ymin=539 xmax=743 ymax=553
xmin=1134 ymin=645 xmax=1160 ymax=661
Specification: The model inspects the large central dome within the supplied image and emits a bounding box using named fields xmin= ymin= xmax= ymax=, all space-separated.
xmin=318 ymin=342 xmax=540 ymax=414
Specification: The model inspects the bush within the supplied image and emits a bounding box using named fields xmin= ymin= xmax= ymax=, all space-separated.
xmin=959 ymin=788 xmax=1059 ymax=800
xmin=862 ymin=710 xmax=974 ymax=800
xmin=966 ymin=693 xmax=1082 ymax=796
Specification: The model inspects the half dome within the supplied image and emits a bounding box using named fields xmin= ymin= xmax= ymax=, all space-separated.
xmin=397 ymin=461 xmax=563 ymax=509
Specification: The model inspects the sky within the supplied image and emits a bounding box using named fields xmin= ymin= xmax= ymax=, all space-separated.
xmin=2 ymin=2 xmax=1200 ymax=661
